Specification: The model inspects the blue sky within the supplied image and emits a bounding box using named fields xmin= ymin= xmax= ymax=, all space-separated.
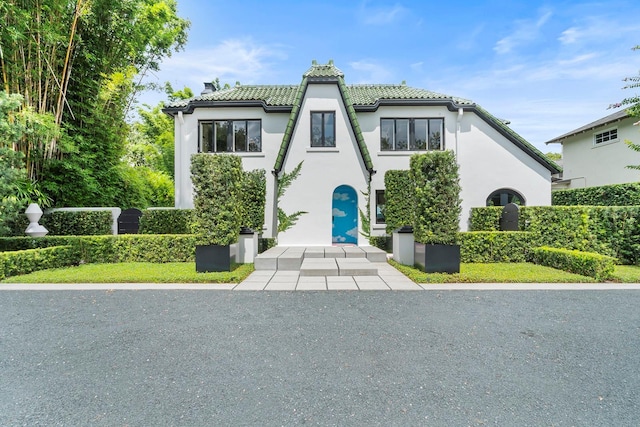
xmin=144 ymin=0 xmax=640 ymax=152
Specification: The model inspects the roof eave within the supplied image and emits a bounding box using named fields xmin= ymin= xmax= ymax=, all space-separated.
xmin=161 ymin=100 xmax=293 ymax=116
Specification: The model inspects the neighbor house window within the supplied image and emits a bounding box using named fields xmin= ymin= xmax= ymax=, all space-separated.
xmin=594 ymin=128 xmax=618 ymax=145
xmin=380 ymin=118 xmax=443 ymax=151
xmin=375 ymin=190 xmax=386 ymax=224
xmin=486 ymin=189 xmax=525 ymax=207
xmin=311 ymin=112 xmax=335 ymax=147
xmin=199 ymin=120 xmax=261 ymax=153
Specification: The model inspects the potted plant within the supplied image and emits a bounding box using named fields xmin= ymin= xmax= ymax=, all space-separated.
xmin=411 ymin=151 xmax=462 ymax=273
xmin=190 ymin=153 xmax=243 ymax=272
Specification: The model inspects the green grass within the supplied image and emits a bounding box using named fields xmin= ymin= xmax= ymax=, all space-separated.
xmin=1 ymin=262 xmax=254 ymax=284
xmin=389 ymin=260 xmax=598 ymax=283
xmin=612 ymin=265 xmax=640 ymax=283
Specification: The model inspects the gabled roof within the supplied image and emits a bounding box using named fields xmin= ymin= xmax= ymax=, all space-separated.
xmin=162 ymin=61 xmax=560 ymax=174
xmin=545 ymin=109 xmax=631 ymax=145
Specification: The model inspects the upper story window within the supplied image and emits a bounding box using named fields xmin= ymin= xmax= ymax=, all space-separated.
xmin=380 ymin=118 xmax=444 ymax=151
xmin=311 ymin=112 xmax=335 ymax=147
xmin=199 ymin=120 xmax=261 ymax=153
xmin=594 ymin=128 xmax=618 ymax=145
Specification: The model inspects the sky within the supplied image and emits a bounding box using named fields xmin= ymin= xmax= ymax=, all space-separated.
xmin=142 ymin=0 xmax=640 ymax=153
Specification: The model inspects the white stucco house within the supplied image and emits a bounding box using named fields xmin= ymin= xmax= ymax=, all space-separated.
xmin=163 ymin=60 xmax=559 ymax=246
xmin=545 ymin=109 xmax=640 ymax=189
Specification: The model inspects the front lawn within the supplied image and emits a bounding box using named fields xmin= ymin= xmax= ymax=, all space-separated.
xmin=0 ymin=262 xmax=254 ymax=284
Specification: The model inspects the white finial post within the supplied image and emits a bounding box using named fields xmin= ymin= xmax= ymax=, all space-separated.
xmin=25 ymin=203 xmax=48 ymax=237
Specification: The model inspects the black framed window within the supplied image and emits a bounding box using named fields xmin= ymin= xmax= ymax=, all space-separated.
xmin=594 ymin=128 xmax=618 ymax=145
xmin=375 ymin=190 xmax=386 ymax=224
xmin=381 ymin=118 xmax=443 ymax=151
xmin=486 ymin=189 xmax=525 ymax=206
xmin=311 ymin=112 xmax=335 ymax=147
xmin=200 ymin=120 xmax=261 ymax=153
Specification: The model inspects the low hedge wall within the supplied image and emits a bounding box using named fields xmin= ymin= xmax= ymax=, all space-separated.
xmin=552 ymin=183 xmax=640 ymax=206
xmin=459 ymin=231 xmax=533 ymax=263
xmin=139 ymin=209 xmax=194 ymax=234
xmin=41 ymin=210 xmax=113 ymax=236
xmin=0 ymin=246 xmax=81 ymax=280
xmin=530 ymin=246 xmax=616 ymax=281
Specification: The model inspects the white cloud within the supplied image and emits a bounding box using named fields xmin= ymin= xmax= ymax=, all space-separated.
xmin=346 ymin=227 xmax=359 ymax=238
xmin=333 ymin=192 xmax=351 ymax=201
xmin=332 ymin=208 xmax=347 ymax=217
xmin=494 ymin=9 xmax=552 ymax=54
xmin=349 ymin=60 xmax=394 ymax=83
xmin=333 ymin=236 xmax=347 ymax=243
xmin=358 ymin=2 xmax=407 ymax=25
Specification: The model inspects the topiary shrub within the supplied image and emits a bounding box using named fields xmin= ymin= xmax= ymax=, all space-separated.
xmin=241 ymin=169 xmax=266 ymax=233
xmin=468 ymin=207 xmax=503 ymax=231
xmin=190 ymin=154 xmax=243 ymax=246
xmin=410 ymin=151 xmax=461 ymax=245
xmin=459 ymin=231 xmax=533 ymax=263
xmin=139 ymin=209 xmax=194 ymax=234
xmin=383 ymin=169 xmax=414 ymax=234
xmin=0 ymin=246 xmax=81 ymax=280
xmin=552 ymin=183 xmax=640 ymax=206
xmin=40 ymin=210 xmax=113 ymax=235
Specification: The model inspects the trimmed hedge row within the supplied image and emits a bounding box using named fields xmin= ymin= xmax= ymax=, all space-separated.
xmin=530 ymin=246 xmax=616 ymax=281
xmin=0 ymin=246 xmax=80 ymax=280
xmin=469 ymin=206 xmax=640 ymax=264
xmin=459 ymin=232 xmax=533 ymax=263
xmin=41 ymin=211 xmax=113 ymax=236
xmin=139 ymin=209 xmax=194 ymax=234
xmin=552 ymin=183 xmax=640 ymax=206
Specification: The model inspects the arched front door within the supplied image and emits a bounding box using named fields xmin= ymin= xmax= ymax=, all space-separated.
xmin=332 ymin=185 xmax=358 ymax=245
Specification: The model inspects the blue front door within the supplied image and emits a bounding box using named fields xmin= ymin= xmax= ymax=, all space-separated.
xmin=332 ymin=185 xmax=358 ymax=245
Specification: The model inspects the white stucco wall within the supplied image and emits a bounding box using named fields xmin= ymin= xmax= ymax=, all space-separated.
xmin=172 ymin=83 xmax=554 ymax=244
xmin=560 ymin=116 xmax=640 ymax=188
xmin=277 ymin=83 xmax=369 ymax=246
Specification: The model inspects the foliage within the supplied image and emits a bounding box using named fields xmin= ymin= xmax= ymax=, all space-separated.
xmin=241 ymin=169 xmax=266 ymax=232
xmin=190 ymin=154 xmax=243 ymax=246
xmin=611 ymin=265 xmax=640 ymax=283
xmin=609 ymin=45 xmax=640 ymax=117
xmin=552 ymin=183 xmax=640 ymax=206
xmin=276 ymin=161 xmax=307 ymax=234
xmin=530 ymin=246 xmax=616 ymax=281
xmin=139 ymin=209 xmax=194 ymax=234
xmin=258 ymin=237 xmax=277 ymax=254
xmin=1 ymin=261 xmax=253 ymax=284
xmin=468 ymin=207 xmax=503 ymax=231
xmin=1 ymin=0 xmax=189 ymax=207
xmin=40 ymin=210 xmax=113 ymax=236
xmin=0 ymin=246 xmax=80 ymax=280
xmin=358 ymin=187 xmax=371 ymax=240
xmin=369 ymin=235 xmax=392 ymax=252
xmin=383 ymin=169 xmax=415 ymax=234
xmin=388 ymin=260 xmax=596 ymax=283
xmin=410 ymin=151 xmax=461 ymax=244
xmin=459 ymin=232 xmax=533 ymax=263
xmin=545 ymin=152 xmax=562 ymax=162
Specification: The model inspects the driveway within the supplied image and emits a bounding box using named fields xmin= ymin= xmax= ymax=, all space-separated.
xmin=1 ymin=290 xmax=639 ymax=426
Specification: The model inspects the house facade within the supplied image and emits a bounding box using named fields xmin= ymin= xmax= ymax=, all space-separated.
xmin=163 ymin=61 xmax=559 ymax=246
xmin=546 ymin=110 xmax=640 ymax=189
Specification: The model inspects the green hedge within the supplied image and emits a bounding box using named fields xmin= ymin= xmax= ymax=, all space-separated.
xmin=258 ymin=237 xmax=277 ymax=254
xmin=139 ymin=209 xmax=194 ymax=234
xmin=469 ymin=206 xmax=640 ymax=264
xmin=41 ymin=210 xmax=113 ymax=236
xmin=459 ymin=232 xmax=533 ymax=263
xmin=0 ymin=246 xmax=81 ymax=280
xmin=369 ymin=235 xmax=392 ymax=253
xmin=530 ymin=246 xmax=616 ymax=281
xmin=553 ymin=183 xmax=640 ymax=206
xmin=383 ymin=170 xmax=414 ymax=234
xmin=0 ymin=235 xmax=198 ymax=264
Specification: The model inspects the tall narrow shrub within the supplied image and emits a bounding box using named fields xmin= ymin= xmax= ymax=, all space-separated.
xmin=383 ymin=169 xmax=415 ymax=234
xmin=190 ymin=154 xmax=243 ymax=246
xmin=410 ymin=151 xmax=461 ymax=245
xmin=241 ymin=169 xmax=266 ymax=232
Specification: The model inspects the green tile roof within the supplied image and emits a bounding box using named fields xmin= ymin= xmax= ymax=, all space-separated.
xmin=163 ymin=61 xmax=560 ymax=175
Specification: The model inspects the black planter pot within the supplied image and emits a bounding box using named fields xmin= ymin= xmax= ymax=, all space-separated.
xmin=414 ymin=243 xmax=461 ymax=273
xmin=195 ymin=244 xmax=236 ymax=272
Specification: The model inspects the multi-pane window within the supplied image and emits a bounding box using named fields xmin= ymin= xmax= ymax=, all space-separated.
xmin=199 ymin=120 xmax=261 ymax=153
xmin=311 ymin=112 xmax=335 ymax=147
xmin=594 ymin=128 xmax=618 ymax=145
xmin=380 ymin=118 xmax=444 ymax=151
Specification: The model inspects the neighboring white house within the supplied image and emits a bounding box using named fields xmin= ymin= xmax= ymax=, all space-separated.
xmin=545 ymin=109 xmax=640 ymax=189
xmin=163 ymin=60 xmax=559 ymax=246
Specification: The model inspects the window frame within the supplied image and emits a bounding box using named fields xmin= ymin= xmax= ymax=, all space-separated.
xmin=486 ymin=189 xmax=526 ymax=207
xmin=380 ymin=118 xmax=444 ymax=151
xmin=593 ymin=127 xmax=618 ymax=146
xmin=375 ymin=190 xmax=386 ymax=224
xmin=310 ymin=111 xmax=336 ymax=147
xmin=199 ymin=119 xmax=262 ymax=153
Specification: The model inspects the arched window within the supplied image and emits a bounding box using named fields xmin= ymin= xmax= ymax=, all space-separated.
xmin=486 ymin=189 xmax=525 ymax=206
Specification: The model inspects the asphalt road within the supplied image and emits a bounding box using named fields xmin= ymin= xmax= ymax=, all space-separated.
xmin=1 ymin=290 xmax=639 ymax=426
